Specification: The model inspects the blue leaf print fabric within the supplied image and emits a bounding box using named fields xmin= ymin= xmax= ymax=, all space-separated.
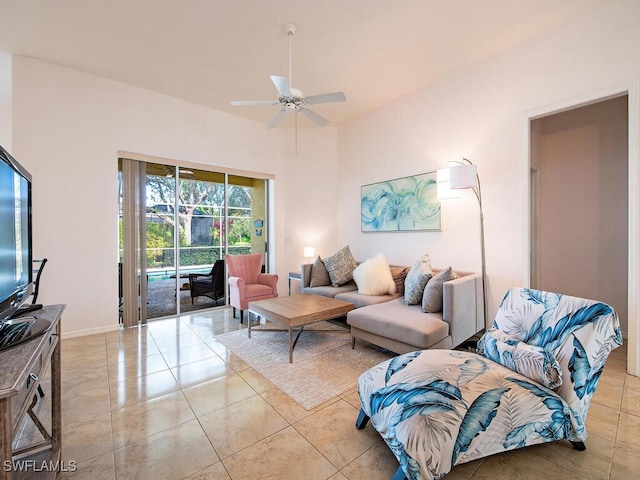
xmin=492 ymin=288 xmax=622 ymax=440
xmin=358 ymin=288 xmax=622 ymax=480
xmin=477 ymin=329 xmax=562 ymax=388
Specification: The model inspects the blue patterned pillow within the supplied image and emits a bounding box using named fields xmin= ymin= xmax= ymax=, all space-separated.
xmin=403 ymin=254 xmax=432 ymax=305
xmin=478 ymin=328 xmax=563 ymax=389
xmin=322 ymin=245 xmax=358 ymax=287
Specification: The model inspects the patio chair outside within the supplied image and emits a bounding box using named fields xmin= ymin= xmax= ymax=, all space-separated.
xmin=189 ymin=259 xmax=225 ymax=305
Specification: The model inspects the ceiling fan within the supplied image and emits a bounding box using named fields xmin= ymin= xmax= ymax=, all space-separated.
xmin=231 ymin=24 xmax=346 ymax=128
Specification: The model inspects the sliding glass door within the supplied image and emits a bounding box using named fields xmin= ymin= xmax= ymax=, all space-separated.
xmin=118 ymin=159 xmax=268 ymax=324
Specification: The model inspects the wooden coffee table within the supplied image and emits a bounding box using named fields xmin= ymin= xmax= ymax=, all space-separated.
xmin=248 ymin=294 xmax=355 ymax=363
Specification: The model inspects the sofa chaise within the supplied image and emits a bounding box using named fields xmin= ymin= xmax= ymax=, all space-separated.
xmin=301 ymin=260 xmax=484 ymax=354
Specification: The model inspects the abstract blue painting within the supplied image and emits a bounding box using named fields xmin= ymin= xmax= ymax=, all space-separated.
xmin=361 ymin=172 xmax=441 ymax=232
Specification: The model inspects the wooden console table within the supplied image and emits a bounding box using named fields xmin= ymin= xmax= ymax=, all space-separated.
xmin=0 ymin=305 xmax=64 ymax=479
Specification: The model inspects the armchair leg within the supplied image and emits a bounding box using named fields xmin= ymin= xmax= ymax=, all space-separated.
xmin=232 ymin=307 xmax=236 ymax=318
xmin=391 ymin=466 xmax=407 ymax=480
xmin=355 ymin=408 xmax=369 ymax=429
xmin=351 ymin=336 xmax=356 ymax=349
xmin=571 ymin=441 xmax=586 ymax=451
xmin=240 ymin=310 xmax=244 ymax=323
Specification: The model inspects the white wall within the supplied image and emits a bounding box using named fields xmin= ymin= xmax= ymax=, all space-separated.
xmin=336 ymin=0 xmax=640 ymax=326
xmin=10 ymin=56 xmax=338 ymax=335
xmin=0 ymin=53 xmax=11 ymax=149
xmin=282 ymin=127 xmax=339 ymax=274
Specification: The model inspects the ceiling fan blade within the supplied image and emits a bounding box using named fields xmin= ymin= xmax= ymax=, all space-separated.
xmin=270 ymin=75 xmax=292 ymax=98
xmin=267 ymin=109 xmax=289 ymax=128
xmin=304 ymin=92 xmax=347 ymax=105
xmin=299 ymin=107 xmax=330 ymax=127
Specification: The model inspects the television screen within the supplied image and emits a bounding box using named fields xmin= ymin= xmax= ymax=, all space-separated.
xmin=0 ymin=145 xmax=33 ymax=322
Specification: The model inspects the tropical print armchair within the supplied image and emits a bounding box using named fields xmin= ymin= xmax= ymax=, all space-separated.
xmin=356 ymin=287 xmax=623 ymax=480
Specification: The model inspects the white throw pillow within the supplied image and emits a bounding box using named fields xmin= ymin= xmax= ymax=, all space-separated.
xmin=352 ymin=253 xmax=396 ymax=296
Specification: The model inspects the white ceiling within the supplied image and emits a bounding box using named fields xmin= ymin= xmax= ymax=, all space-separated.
xmin=0 ymin=0 xmax=608 ymax=128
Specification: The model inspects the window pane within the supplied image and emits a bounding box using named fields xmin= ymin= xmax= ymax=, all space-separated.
xmin=145 ymin=163 xmax=177 ymax=318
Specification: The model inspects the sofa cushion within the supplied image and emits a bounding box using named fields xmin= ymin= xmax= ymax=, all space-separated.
xmin=404 ymin=254 xmax=433 ymax=305
xmin=347 ymin=298 xmax=449 ymax=349
xmin=305 ymin=282 xmax=357 ymax=299
xmin=422 ymin=266 xmax=455 ymax=313
xmin=352 ymin=253 xmax=396 ymax=296
xmin=478 ymin=328 xmax=563 ymax=389
xmin=336 ymin=291 xmax=401 ymax=308
xmin=245 ymin=283 xmax=276 ymax=299
xmin=390 ymin=266 xmax=410 ymax=295
xmin=323 ymin=245 xmax=358 ymax=287
xmin=309 ymin=256 xmax=331 ymax=287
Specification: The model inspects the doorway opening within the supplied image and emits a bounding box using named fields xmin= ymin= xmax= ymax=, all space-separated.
xmin=529 ymin=94 xmax=629 ymax=347
xmin=118 ymin=158 xmax=270 ymax=325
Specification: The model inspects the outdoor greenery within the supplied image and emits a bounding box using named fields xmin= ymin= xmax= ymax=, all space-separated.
xmin=146 ymin=176 xmax=252 ymax=246
xmin=119 ymin=174 xmax=254 ymax=269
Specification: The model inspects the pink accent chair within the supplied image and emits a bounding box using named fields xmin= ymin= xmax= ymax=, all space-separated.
xmin=226 ymin=253 xmax=278 ymax=323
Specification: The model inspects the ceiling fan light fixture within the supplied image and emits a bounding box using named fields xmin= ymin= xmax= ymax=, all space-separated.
xmin=230 ymin=24 xmax=346 ymax=128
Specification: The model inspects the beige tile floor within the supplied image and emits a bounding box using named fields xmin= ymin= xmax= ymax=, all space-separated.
xmin=19 ymin=307 xmax=638 ymax=479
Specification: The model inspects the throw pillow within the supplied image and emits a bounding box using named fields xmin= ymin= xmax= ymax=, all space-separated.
xmin=477 ymin=328 xmax=563 ymax=389
xmin=390 ymin=266 xmax=410 ymax=295
xmin=352 ymin=253 xmax=396 ymax=296
xmin=421 ymin=266 xmax=455 ymax=313
xmin=322 ymin=245 xmax=358 ymax=287
xmin=309 ymin=256 xmax=331 ymax=287
xmin=404 ymin=254 xmax=433 ymax=305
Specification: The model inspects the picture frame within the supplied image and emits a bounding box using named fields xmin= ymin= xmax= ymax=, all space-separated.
xmin=361 ymin=171 xmax=441 ymax=232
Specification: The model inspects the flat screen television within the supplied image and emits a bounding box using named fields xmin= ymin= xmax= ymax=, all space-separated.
xmin=0 ymin=145 xmax=49 ymax=351
xmin=0 ymin=144 xmax=32 ymax=321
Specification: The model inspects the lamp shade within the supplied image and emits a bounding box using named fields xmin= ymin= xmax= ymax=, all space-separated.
xmin=450 ymin=164 xmax=478 ymax=189
xmin=303 ymin=246 xmax=315 ymax=258
xmin=436 ymin=168 xmax=462 ymax=201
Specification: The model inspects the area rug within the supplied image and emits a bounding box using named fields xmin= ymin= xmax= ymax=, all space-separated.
xmin=216 ymin=322 xmax=393 ymax=410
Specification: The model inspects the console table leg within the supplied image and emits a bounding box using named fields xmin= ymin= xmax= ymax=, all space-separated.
xmin=51 ymin=331 xmax=62 ymax=459
xmin=0 ymin=398 xmax=11 ymax=480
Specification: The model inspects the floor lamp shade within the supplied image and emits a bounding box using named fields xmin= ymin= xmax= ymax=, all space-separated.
xmin=436 ymin=168 xmax=462 ymax=200
xmin=450 ymin=164 xmax=478 ymax=189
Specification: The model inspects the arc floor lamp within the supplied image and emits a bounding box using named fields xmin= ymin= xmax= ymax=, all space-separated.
xmin=437 ymin=158 xmax=488 ymax=329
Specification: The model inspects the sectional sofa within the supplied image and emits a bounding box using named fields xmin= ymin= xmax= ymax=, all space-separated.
xmin=301 ymin=262 xmax=484 ymax=354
